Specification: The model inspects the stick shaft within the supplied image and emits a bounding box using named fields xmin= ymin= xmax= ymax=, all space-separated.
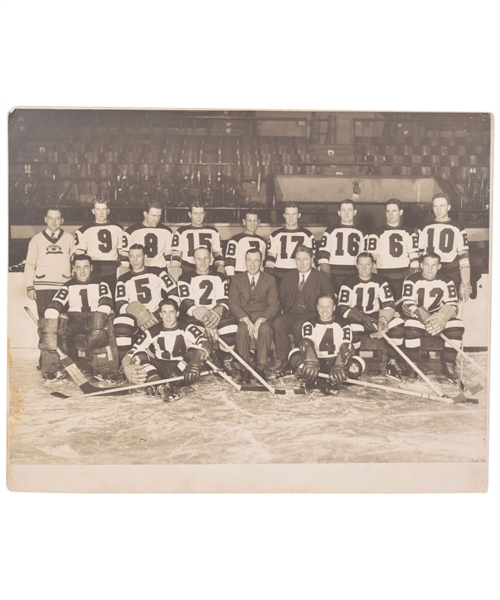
xmin=381 ymin=333 xmax=446 ymax=397
xmin=217 ymin=338 xmax=276 ymax=394
xmin=439 ymin=333 xmax=486 ymax=375
xmin=205 ymin=358 xmax=242 ymax=391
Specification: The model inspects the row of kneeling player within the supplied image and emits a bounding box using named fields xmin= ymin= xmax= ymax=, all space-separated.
xmin=37 ymin=241 xmax=464 ymax=396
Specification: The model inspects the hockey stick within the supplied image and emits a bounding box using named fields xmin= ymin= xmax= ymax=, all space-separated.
xmin=439 ymin=333 xmax=487 ymax=375
xmin=205 ymin=358 xmax=270 ymax=393
xmin=380 ymin=332 xmax=447 ymax=398
xmin=457 ymin=301 xmax=465 ymax=391
xmin=317 ymin=373 xmax=454 ymax=404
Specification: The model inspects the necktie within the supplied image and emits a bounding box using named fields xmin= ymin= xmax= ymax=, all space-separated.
xmin=250 ymin=276 xmax=256 ymax=298
xmin=298 ymin=274 xmax=305 ymax=292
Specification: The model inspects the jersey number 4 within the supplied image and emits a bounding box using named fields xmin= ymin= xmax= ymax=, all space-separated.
xmin=157 ymin=335 xmax=186 ymax=360
xmin=303 ymin=324 xmax=336 ymax=355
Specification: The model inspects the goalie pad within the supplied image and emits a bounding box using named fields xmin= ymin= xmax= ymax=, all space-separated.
xmin=126 ymin=301 xmax=159 ymax=331
xmin=298 ymin=338 xmax=320 ymax=381
xmin=347 ymin=306 xmax=378 ymax=333
xmin=184 ymin=344 xmax=209 ymax=385
xmin=168 ymin=264 xmax=183 ymax=282
xmin=87 ymin=311 xmax=109 ymax=350
xmin=38 ymin=318 xmax=58 ymax=351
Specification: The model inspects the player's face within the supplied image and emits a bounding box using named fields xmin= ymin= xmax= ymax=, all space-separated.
xmin=356 ymin=256 xmax=373 ymax=280
xmin=189 ymin=207 xmax=205 ymax=227
xmin=92 ymin=203 xmax=110 ymax=224
xmin=44 ymin=210 xmax=63 ymax=231
xmin=243 ymin=214 xmax=260 ymax=234
xmin=129 ymin=249 xmax=145 ymax=272
xmin=74 ymin=260 xmax=92 ymax=283
xmin=194 ymin=248 xmax=210 ymax=274
xmin=160 ymin=304 xmax=179 ymax=329
xmin=245 ymin=252 xmax=262 ymax=275
xmin=385 ymin=204 xmax=403 ymax=226
xmin=338 ymin=204 xmax=356 ymax=225
xmin=143 ymin=208 xmax=162 ymax=228
xmin=295 ymin=251 xmax=312 ymax=273
xmin=283 ymin=207 xmax=300 ymax=229
xmin=422 ymin=257 xmax=440 ymax=281
xmin=317 ymin=297 xmax=335 ymax=322
xmin=432 ymin=197 xmax=450 ymax=221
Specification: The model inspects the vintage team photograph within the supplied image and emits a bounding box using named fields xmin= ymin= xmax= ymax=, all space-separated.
xmin=7 ymin=109 xmax=491 ymax=492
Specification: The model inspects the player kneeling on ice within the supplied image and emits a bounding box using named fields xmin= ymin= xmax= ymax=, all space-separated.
xmin=288 ymin=295 xmax=365 ymax=395
xmin=401 ymin=252 xmax=464 ymax=382
xmin=121 ymin=299 xmax=211 ymax=402
xmin=337 ymin=252 xmax=406 ymax=379
xmin=42 ymin=254 xmax=118 ymax=381
xmin=178 ymin=246 xmax=238 ymax=376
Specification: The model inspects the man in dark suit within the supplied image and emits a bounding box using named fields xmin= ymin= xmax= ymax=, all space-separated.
xmin=228 ymin=248 xmax=279 ymax=382
xmin=272 ymin=245 xmax=335 ymax=372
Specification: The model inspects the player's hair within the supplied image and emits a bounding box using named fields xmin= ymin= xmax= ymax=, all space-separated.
xmin=193 ymin=245 xmax=210 ymax=256
xmin=144 ymin=200 xmax=162 ymax=213
xmin=72 ymin=254 xmax=93 ymax=267
xmin=432 ymin=192 xmax=449 ymax=204
xmin=129 ymin=243 xmax=145 ymax=253
xmin=339 ymin=198 xmax=355 ymax=210
xmin=385 ymin=198 xmax=403 ymax=210
xmin=244 ymin=206 xmax=261 ymax=219
xmin=45 ymin=207 xmax=62 ymax=217
xmin=189 ymin=200 xmax=205 ymax=211
xmin=245 ymin=248 xmax=263 ymax=259
xmin=356 ymin=252 xmax=374 ymax=263
xmin=283 ymin=201 xmax=300 ymax=212
xmin=159 ymin=298 xmax=179 ymax=311
xmin=317 ymin=294 xmax=336 ymax=306
xmin=420 ymin=251 xmax=441 ymax=263
xmin=295 ymin=245 xmax=313 ymax=258
xmin=93 ymin=198 xmax=110 ymax=207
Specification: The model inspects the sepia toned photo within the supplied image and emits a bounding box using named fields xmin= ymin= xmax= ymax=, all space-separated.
xmin=7 ymin=109 xmax=491 ymax=492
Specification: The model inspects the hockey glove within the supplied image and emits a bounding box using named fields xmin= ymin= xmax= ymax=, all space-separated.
xmin=298 ymin=338 xmax=320 ymax=381
xmin=413 ymin=307 xmax=431 ymax=324
xmin=329 ymin=342 xmax=355 ymax=386
xmin=184 ymin=343 xmax=210 ymax=385
xmin=459 ymin=283 xmax=473 ymax=302
xmin=203 ymin=305 xmax=224 ymax=328
xmin=126 ymin=301 xmax=160 ymax=331
xmin=122 ymin=355 xmax=148 ymax=384
xmin=348 ymin=306 xmax=378 ymax=333
xmin=192 ymin=306 xmax=209 ymax=323
xmin=167 ymin=264 xmax=183 ymax=282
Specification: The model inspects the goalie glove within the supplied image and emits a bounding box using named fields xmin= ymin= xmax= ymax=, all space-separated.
xmin=126 ymin=301 xmax=159 ymax=331
xmin=347 ymin=306 xmax=378 ymax=333
xmin=168 ymin=264 xmax=183 ymax=282
xmin=122 ymin=355 xmax=148 ymax=384
xmin=329 ymin=342 xmax=355 ymax=386
xmin=297 ymin=338 xmax=320 ymax=381
xmin=184 ymin=342 xmax=210 ymax=385
xmin=87 ymin=311 xmax=109 ymax=350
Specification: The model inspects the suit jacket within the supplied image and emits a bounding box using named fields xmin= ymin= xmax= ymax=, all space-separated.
xmin=229 ymin=271 xmax=280 ymax=322
xmin=279 ymin=268 xmax=334 ymax=318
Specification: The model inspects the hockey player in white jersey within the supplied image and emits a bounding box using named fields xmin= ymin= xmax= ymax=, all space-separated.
xmin=178 ymin=246 xmax=238 ymax=375
xmin=418 ymin=193 xmax=472 ymax=301
xmin=401 ymin=252 xmax=464 ymax=381
xmin=288 ymin=295 xmax=364 ymax=395
xmin=169 ymin=201 xmax=225 ymax=281
xmin=318 ymin=199 xmax=365 ymax=292
xmin=264 ymin=202 xmax=316 ymax=283
xmin=74 ymin=198 xmax=128 ymax=287
xmin=122 ymin=200 xmax=173 ymax=269
xmin=364 ymin=198 xmax=420 ymax=300
xmin=122 ymin=298 xmax=211 ymax=401
xmin=337 ymin=252 xmax=405 ymax=379
xmin=225 ymin=207 xmax=266 ymax=277
xmin=113 ymin=244 xmax=179 ymax=360
xmin=42 ymin=255 xmax=118 ymax=380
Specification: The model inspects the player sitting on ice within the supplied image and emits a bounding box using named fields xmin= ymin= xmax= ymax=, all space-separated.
xmin=178 ymin=246 xmax=238 ymax=376
xmin=113 ymin=244 xmax=179 ymax=361
xmin=288 ymin=295 xmax=365 ymax=395
xmin=42 ymin=254 xmax=118 ymax=381
xmin=122 ymin=299 xmax=211 ymax=402
xmin=337 ymin=252 xmax=405 ymax=380
xmin=401 ymin=252 xmax=464 ymax=382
